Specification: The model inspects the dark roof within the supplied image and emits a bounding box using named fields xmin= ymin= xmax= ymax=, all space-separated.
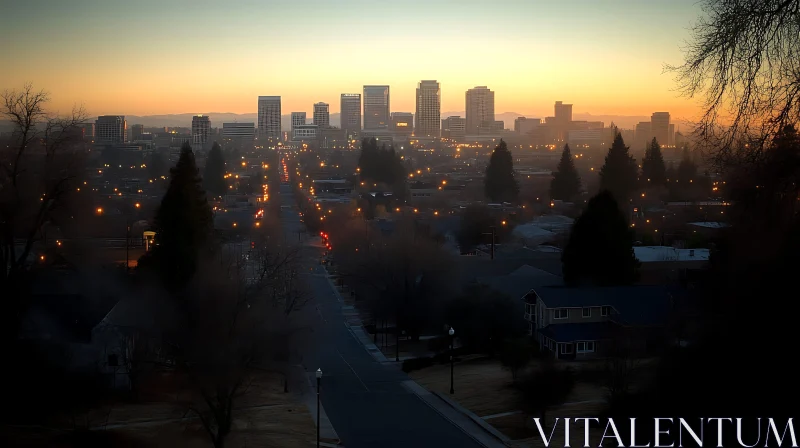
xmin=431 ymin=215 xmax=461 ymax=236
xmin=539 ymin=322 xmax=618 ymax=343
xmin=21 ymin=294 xmax=119 ymax=344
xmin=536 ymin=285 xmax=672 ymax=326
xmin=457 ymin=251 xmax=562 ymax=285
xmin=476 ymin=264 xmax=563 ymax=300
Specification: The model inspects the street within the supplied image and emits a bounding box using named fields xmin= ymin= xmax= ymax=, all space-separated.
xmin=277 ymin=181 xmax=485 ymax=448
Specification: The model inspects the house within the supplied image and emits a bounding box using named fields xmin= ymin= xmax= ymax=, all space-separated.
xmin=528 ymin=285 xmax=672 ymax=360
xmin=476 ymin=264 xmax=562 ymax=335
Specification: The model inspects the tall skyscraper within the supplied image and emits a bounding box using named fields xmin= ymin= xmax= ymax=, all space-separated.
xmin=95 ymin=115 xmax=127 ymax=144
xmin=291 ymin=112 xmax=307 ymax=133
xmin=553 ymin=101 xmax=573 ymax=142
xmin=340 ymin=93 xmax=362 ymax=135
xmin=651 ymin=112 xmax=671 ymax=147
xmin=415 ymin=80 xmax=441 ymax=138
xmin=634 ymin=121 xmax=652 ymax=151
xmin=192 ymin=115 xmax=210 ymax=146
xmin=257 ymin=96 xmax=281 ymax=139
xmin=313 ymin=102 xmax=330 ymax=128
xmin=363 ymin=85 xmax=390 ymax=131
xmin=465 ymin=86 xmax=495 ymax=135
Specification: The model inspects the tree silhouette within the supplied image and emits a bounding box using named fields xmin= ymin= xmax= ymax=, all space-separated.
xmin=203 ymin=142 xmax=226 ymax=197
xmin=599 ymin=133 xmax=638 ymax=203
xmin=641 ymin=138 xmax=666 ymax=186
xmin=140 ymin=142 xmax=214 ymax=292
xmin=484 ymin=139 xmax=519 ymax=203
xmin=357 ymin=138 xmax=405 ymax=187
xmin=549 ymin=144 xmax=582 ymax=202
xmin=562 ymin=190 xmax=639 ymax=286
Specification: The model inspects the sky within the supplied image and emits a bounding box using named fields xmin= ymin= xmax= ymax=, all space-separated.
xmin=0 ymin=0 xmax=704 ymax=121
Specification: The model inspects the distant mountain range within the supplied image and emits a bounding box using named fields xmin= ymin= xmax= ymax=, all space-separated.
xmin=1 ymin=112 xmax=692 ymax=133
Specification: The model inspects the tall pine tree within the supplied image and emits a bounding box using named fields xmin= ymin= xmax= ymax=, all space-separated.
xmin=550 ymin=144 xmax=582 ymax=202
xmin=562 ymin=190 xmax=639 ymax=286
xmin=141 ymin=142 xmax=214 ymax=291
xmin=641 ymin=138 xmax=667 ymax=186
xmin=484 ymin=139 xmax=519 ymax=203
xmin=599 ymin=133 xmax=639 ymax=203
xmin=203 ymin=141 xmax=227 ymax=197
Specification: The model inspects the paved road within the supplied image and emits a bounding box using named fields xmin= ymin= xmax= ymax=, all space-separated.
xmin=276 ymin=180 xmax=484 ymax=448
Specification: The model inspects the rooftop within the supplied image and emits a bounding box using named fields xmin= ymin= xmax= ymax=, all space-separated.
xmin=634 ymin=246 xmax=710 ymax=262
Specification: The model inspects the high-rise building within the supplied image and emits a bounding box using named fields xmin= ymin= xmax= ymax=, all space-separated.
xmin=465 ymin=86 xmax=495 ymax=135
xmin=363 ymin=85 xmax=390 ymax=131
xmin=651 ymin=112 xmax=671 ymax=147
xmin=553 ymin=101 xmax=573 ymax=142
xmin=390 ymin=112 xmax=413 ymax=138
xmin=313 ymin=103 xmax=330 ymax=128
xmin=291 ymin=112 xmax=307 ymax=132
xmin=257 ymin=96 xmax=281 ymax=139
xmin=668 ymin=124 xmax=675 ymax=146
xmin=634 ymin=121 xmax=652 ymax=151
xmin=340 ymin=93 xmax=362 ymax=135
xmin=441 ymin=116 xmax=466 ymax=139
xmin=95 ymin=115 xmax=127 ymax=144
xmin=415 ymin=80 xmax=440 ymax=138
xmin=130 ymin=124 xmax=144 ymax=141
xmin=192 ymin=115 xmax=210 ymax=146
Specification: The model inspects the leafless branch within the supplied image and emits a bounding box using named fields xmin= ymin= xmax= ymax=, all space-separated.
xmin=669 ymin=0 xmax=800 ymax=168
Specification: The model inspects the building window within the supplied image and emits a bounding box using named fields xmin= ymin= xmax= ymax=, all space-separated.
xmin=559 ymin=343 xmax=573 ymax=354
xmin=582 ymin=307 xmax=591 ymax=318
xmin=601 ymin=306 xmax=611 ymax=316
xmin=554 ymin=309 xmax=569 ymax=319
xmin=577 ymin=341 xmax=596 ymax=353
xmin=108 ymin=354 xmax=119 ymax=367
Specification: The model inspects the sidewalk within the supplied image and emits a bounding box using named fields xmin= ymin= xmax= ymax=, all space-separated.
xmin=291 ymin=365 xmax=340 ymax=446
xmin=402 ymin=381 xmax=509 ymax=448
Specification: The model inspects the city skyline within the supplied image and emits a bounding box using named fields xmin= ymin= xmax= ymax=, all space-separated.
xmin=1 ymin=0 xmax=702 ymax=120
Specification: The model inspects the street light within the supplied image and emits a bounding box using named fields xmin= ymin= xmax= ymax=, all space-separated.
xmin=449 ymin=327 xmax=455 ymax=394
xmin=316 ymin=368 xmax=323 ymax=448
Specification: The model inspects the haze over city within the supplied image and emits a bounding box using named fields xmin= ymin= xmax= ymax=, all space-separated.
xmin=1 ymin=0 xmax=702 ymax=119
xmin=3 ymin=1 xmax=798 ymax=447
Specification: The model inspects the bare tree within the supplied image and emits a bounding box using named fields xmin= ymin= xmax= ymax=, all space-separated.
xmin=156 ymin=239 xmax=309 ymax=448
xmin=0 ymin=84 xmax=87 ymax=336
xmin=670 ymin=0 xmax=800 ymax=166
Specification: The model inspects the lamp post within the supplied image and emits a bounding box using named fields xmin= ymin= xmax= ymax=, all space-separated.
xmin=449 ymin=327 xmax=455 ymax=394
xmin=315 ymin=368 xmax=322 ymax=448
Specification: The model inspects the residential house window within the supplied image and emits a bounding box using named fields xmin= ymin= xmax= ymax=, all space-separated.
xmin=554 ymin=308 xmax=569 ymax=319
xmin=559 ymin=343 xmax=573 ymax=354
xmin=577 ymin=341 xmax=596 ymax=353
xmin=601 ymin=306 xmax=611 ymax=317
xmin=582 ymin=307 xmax=591 ymax=318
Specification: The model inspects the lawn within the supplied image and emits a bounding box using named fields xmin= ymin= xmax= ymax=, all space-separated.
xmin=410 ymin=356 xmax=610 ymax=442
xmin=2 ymin=372 xmax=320 ymax=448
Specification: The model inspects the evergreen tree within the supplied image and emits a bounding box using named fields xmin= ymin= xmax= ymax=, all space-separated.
xmin=203 ymin=142 xmax=226 ymax=196
xmin=562 ymin=190 xmax=639 ymax=286
xmin=549 ymin=144 xmax=582 ymax=202
xmin=484 ymin=139 xmax=519 ymax=203
xmin=357 ymin=138 xmax=405 ymax=187
xmin=141 ymin=142 xmax=214 ymax=291
xmin=641 ymin=138 xmax=667 ymax=186
xmin=599 ymin=133 xmax=639 ymax=203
